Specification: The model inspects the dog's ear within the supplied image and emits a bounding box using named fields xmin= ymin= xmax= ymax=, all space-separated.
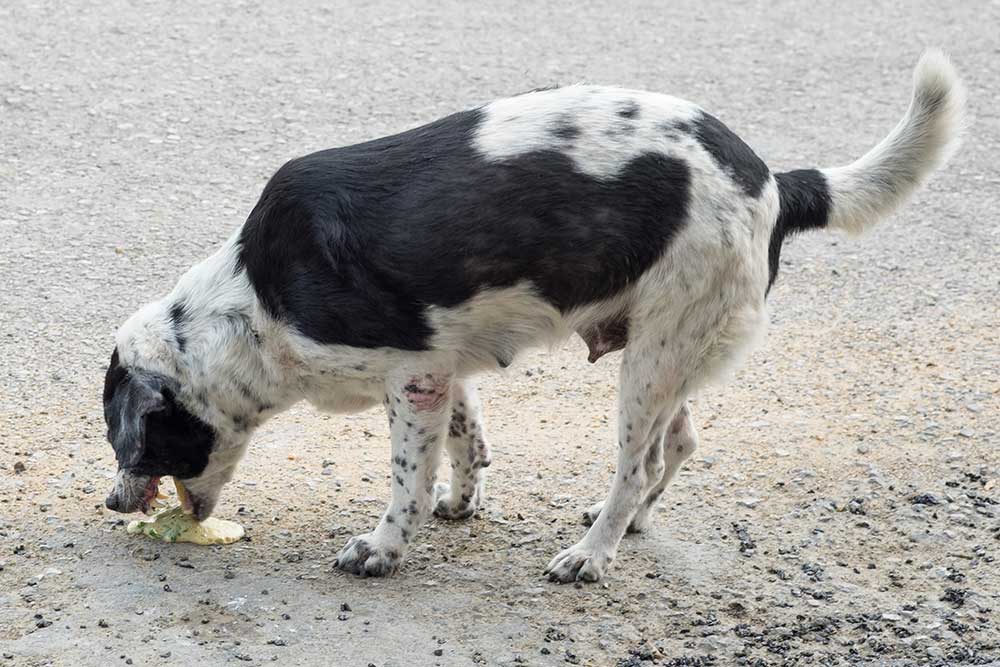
xmin=103 ymin=348 xmax=171 ymax=469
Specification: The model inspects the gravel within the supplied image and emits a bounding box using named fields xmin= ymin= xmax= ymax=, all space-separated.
xmin=1 ymin=1 xmax=999 ymax=666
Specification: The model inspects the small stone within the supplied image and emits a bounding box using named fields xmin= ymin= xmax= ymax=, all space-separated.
xmin=433 ymin=648 xmax=443 ymax=656
xmin=13 ymin=461 xmax=26 ymax=474
xmin=737 ymin=497 xmax=761 ymax=509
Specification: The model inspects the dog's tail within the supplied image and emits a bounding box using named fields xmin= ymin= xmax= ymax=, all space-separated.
xmin=772 ymin=50 xmax=965 ymax=245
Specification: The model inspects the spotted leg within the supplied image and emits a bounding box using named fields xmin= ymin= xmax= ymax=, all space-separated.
xmin=582 ymin=402 xmax=698 ymax=533
xmin=546 ymin=333 xmax=687 ymax=583
xmin=434 ymin=381 xmax=492 ymax=520
xmin=335 ymin=370 xmax=451 ymax=577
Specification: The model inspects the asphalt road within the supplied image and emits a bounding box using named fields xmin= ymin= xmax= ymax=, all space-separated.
xmin=1 ymin=1 xmax=998 ymax=666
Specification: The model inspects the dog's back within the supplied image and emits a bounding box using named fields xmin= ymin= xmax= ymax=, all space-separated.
xmin=235 ymin=84 xmax=779 ymax=360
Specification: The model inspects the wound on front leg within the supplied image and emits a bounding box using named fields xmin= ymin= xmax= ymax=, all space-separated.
xmin=402 ymin=374 xmax=451 ymax=412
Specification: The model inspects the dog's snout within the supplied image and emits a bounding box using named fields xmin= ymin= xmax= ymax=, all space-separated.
xmin=105 ymin=491 xmax=123 ymax=512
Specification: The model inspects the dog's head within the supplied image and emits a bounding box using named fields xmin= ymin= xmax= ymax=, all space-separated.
xmin=102 ymin=347 xmax=216 ymax=516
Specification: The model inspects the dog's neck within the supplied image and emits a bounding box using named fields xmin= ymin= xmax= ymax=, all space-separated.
xmin=116 ymin=236 xmax=298 ymax=438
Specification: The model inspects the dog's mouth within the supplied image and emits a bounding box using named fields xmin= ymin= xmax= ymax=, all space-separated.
xmin=107 ymin=473 xmax=205 ymax=516
xmin=139 ymin=476 xmax=164 ymax=514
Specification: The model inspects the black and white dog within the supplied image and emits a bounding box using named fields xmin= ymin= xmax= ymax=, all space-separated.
xmin=103 ymin=51 xmax=963 ymax=582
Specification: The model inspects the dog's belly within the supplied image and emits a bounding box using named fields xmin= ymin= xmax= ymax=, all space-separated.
xmin=307 ymin=391 xmax=379 ymax=414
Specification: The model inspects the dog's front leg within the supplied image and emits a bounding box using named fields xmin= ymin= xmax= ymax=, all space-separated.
xmin=335 ymin=371 xmax=451 ymax=577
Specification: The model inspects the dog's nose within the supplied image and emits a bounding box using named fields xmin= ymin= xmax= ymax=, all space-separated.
xmin=105 ymin=491 xmax=123 ymax=512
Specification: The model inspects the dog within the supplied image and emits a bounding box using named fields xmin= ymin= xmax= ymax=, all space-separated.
xmin=103 ymin=51 xmax=963 ymax=582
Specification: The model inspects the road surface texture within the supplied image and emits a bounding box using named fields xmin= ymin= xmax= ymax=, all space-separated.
xmin=1 ymin=1 xmax=998 ymax=666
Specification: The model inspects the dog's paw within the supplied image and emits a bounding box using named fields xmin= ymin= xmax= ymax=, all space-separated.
xmin=335 ymin=533 xmax=404 ymax=577
xmin=544 ymin=542 xmax=613 ymax=583
xmin=581 ymin=499 xmax=648 ymax=533
xmin=433 ymin=482 xmax=479 ymax=521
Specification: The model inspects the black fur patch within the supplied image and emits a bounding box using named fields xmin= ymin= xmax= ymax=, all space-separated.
xmin=237 ymin=109 xmax=691 ymax=350
xmin=103 ymin=349 xmax=214 ymax=478
xmin=768 ymin=169 xmax=831 ymax=292
xmin=691 ymin=111 xmax=769 ymax=198
xmin=169 ymin=303 xmax=189 ymax=352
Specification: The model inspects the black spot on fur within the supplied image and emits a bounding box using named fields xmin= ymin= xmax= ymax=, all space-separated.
xmin=768 ymin=169 xmax=831 ymax=292
xmin=233 ymin=378 xmax=259 ymax=404
xmin=618 ymin=101 xmax=640 ymax=119
xmin=237 ymin=109 xmax=692 ymax=350
xmin=168 ymin=303 xmax=189 ymax=353
xmin=550 ymin=118 xmax=580 ymax=141
xmin=658 ymin=119 xmax=692 ymax=139
xmin=691 ymin=111 xmax=769 ymax=198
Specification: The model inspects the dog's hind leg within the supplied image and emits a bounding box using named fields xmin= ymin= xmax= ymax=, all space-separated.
xmin=546 ymin=332 xmax=690 ymax=583
xmin=335 ymin=370 xmax=452 ymax=577
xmin=582 ymin=402 xmax=698 ymax=533
xmin=434 ymin=380 xmax=492 ymax=520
